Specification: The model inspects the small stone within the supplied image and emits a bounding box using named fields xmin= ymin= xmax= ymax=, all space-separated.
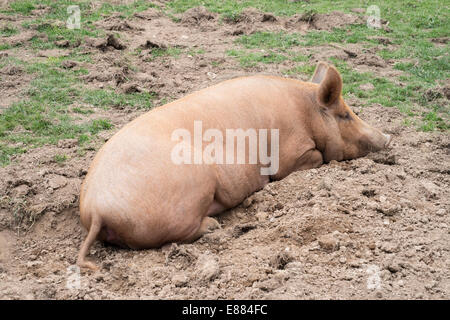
xmin=61 ymin=60 xmax=77 ymax=69
xmin=172 ymin=273 xmax=188 ymax=287
xmin=207 ymin=72 xmax=217 ymax=80
xmin=269 ymin=250 xmax=293 ymax=270
xmin=195 ymin=253 xmax=219 ymax=282
xmin=377 ymin=202 xmax=401 ymax=216
xmin=336 ymin=205 xmax=350 ymax=214
xmin=380 ymin=242 xmax=398 ymax=253
xmin=55 ymin=40 xmax=70 ymax=47
xmin=255 ymin=212 xmax=268 ymax=222
xmin=386 ymin=262 xmax=401 ymax=273
xmin=318 ymin=233 xmax=340 ymax=252
xmin=122 ymin=83 xmax=142 ymax=94
xmin=318 ymin=177 xmax=332 ymax=191
xmin=47 ymin=175 xmax=67 ymax=190
xmin=420 ymin=181 xmax=439 ymax=200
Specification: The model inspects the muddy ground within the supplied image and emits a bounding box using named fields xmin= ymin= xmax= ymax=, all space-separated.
xmin=0 ymin=5 xmax=449 ymax=299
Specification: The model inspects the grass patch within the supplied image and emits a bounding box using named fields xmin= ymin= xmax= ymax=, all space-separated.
xmin=227 ymin=49 xmax=287 ymax=68
xmin=0 ymin=144 xmax=26 ymax=166
xmin=237 ymin=31 xmax=301 ymax=50
xmin=282 ymin=64 xmax=315 ymax=76
xmin=0 ymin=25 xmax=19 ymax=37
xmin=83 ymin=89 xmax=155 ymax=109
xmin=146 ymin=47 xmax=183 ymax=60
xmin=54 ymin=154 xmax=68 ymax=164
xmin=0 ymin=44 xmax=12 ymax=50
xmin=0 ymin=52 xmax=155 ymax=166
xmin=8 ymin=0 xmax=35 ymax=15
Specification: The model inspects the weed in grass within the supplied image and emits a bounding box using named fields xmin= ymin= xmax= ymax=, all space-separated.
xmin=54 ymin=154 xmax=67 ymax=164
xmin=146 ymin=47 xmax=182 ymax=61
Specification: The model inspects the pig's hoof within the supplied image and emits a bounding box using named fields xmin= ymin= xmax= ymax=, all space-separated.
xmin=202 ymin=217 xmax=221 ymax=234
xmin=77 ymin=260 xmax=100 ymax=272
xmin=184 ymin=217 xmax=221 ymax=243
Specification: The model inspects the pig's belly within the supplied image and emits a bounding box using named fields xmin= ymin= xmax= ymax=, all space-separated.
xmin=212 ymin=164 xmax=271 ymax=211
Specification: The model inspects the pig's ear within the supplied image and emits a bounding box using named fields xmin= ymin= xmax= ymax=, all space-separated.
xmin=317 ymin=65 xmax=342 ymax=107
xmin=310 ymin=61 xmax=329 ymax=84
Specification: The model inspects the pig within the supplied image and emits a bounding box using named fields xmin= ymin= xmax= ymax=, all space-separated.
xmin=77 ymin=62 xmax=391 ymax=270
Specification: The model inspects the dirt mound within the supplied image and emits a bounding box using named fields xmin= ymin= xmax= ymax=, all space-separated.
xmin=0 ymin=64 xmax=31 ymax=109
xmin=311 ymin=11 xmax=363 ymax=30
xmin=95 ymin=14 xmax=145 ymax=32
xmin=226 ymin=8 xmax=277 ymax=24
xmin=180 ymin=6 xmax=217 ymax=25
xmin=423 ymin=83 xmax=450 ymax=102
xmin=286 ymin=10 xmax=363 ymax=31
xmin=85 ymin=34 xmax=126 ymax=51
xmin=0 ymin=146 xmax=85 ymax=230
xmin=4 ymin=30 xmax=39 ymax=46
xmin=133 ymin=8 xmax=163 ymax=20
xmin=355 ymin=54 xmax=388 ymax=68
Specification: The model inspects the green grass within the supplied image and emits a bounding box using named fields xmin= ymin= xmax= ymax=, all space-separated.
xmin=237 ymin=31 xmax=301 ymax=50
xmin=54 ymin=154 xmax=68 ymax=163
xmin=0 ymin=25 xmax=19 ymax=37
xmin=227 ymin=49 xmax=288 ymax=67
xmin=0 ymin=52 xmax=155 ymax=166
xmin=0 ymin=44 xmax=12 ymax=50
xmin=0 ymin=144 xmax=26 ymax=166
xmin=282 ymin=64 xmax=316 ymax=76
xmin=167 ymin=0 xmax=316 ymax=16
xmin=83 ymin=89 xmax=155 ymax=109
xmin=187 ymin=48 xmax=206 ymax=56
xmin=8 ymin=0 xmax=36 ymax=15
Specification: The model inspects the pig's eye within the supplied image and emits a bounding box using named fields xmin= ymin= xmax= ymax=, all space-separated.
xmin=339 ymin=112 xmax=352 ymax=121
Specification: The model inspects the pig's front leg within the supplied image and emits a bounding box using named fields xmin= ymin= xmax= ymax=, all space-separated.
xmin=271 ymin=148 xmax=323 ymax=181
xmin=182 ymin=217 xmax=221 ymax=243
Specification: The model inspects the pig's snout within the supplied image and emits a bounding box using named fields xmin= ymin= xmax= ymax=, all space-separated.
xmin=360 ymin=123 xmax=392 ymax=153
